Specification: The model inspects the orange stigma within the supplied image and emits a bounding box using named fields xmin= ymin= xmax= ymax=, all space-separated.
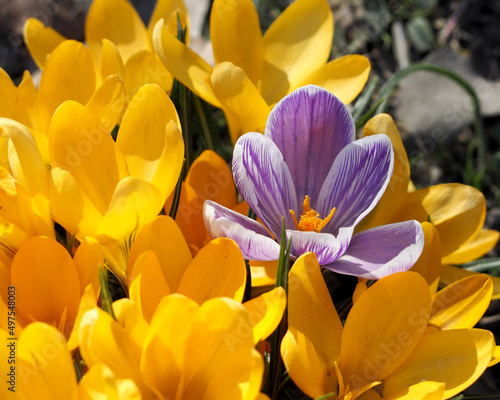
xmin=289 ymin=195 xmax=335 ymax=233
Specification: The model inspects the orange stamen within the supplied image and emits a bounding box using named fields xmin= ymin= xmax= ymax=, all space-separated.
xmin=289 ymin=195 xmax=336 ymax=233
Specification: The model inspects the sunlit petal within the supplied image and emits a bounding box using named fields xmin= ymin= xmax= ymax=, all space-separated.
xmin=383 ymin=329 xmax=495 ymax=399
xmin=210 ymin=62 xmax=270 ymax=143
xmin=38 ymin=40 xmax=97 ymax=131
xmin=178 ymin=238 xmax=246 ymax=304
xmin=442 ymin=228 xmax=499 ymax=265
xmin=261 ymin=0 xmax=333 ymax=104
xmin=293 ymin=55 xmax=371 ymax=104
xmin=390 ymin=183 xmax=485 ymax=257
xmin=23 ymin=18 xmax=66 ymax=69
xmin=153 ymin=20 xmax=221 ymax=107
xmin=429 ymin=274 xmax=493 ymax=330
xmin=340 ymin=271 xmax=431 ymax=390
xmin=244 ymin=286 xmax=286 ymax=345
xmin=85 ymin=0 xmax=152 ymax=63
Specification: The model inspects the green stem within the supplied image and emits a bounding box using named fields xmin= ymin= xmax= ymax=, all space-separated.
xmin=99 ymin=265 xmax=116 ymax=320
xmin=192 ymin=94 xmax=218 ymax=152
xmin=352 ymin=75 xmax=380 ymax=124
xmin=373 ymin=63 xmax=486 ymax=184
xmin=169 ymin=159 xmax=186 ymax=219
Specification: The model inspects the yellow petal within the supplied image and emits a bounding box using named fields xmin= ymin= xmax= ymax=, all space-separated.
xmin=79 ymin=308 xmax=145 ymax=388
xmin=287 ymin=253 xmax=342 ymax=388
xmin=440 ymin=263 xmax=500 ymax=300
xmin=488 ymin=345 xmax=500 ymax=367
xmin=123 ymin=50 xmax=174 ymax=101
xmin=387 ymin=381 xmax=445 ymax=400
xmin=177 ymin=238 xmax=246 ymax=303
xmin=0 ymin=162 xmax=39 ymax=238
xmin=442 ymin=228 xmax=500 ymax=265
xmin=141 ymin=294 xmax=198 ymax=398
xmin=23 ymin=18 xmax=66 ymax=69
xmin=117 ymin=84 xmax=183 ymax=196
xmin=49 ymin=167 xmax=103 ymax=238
xmin=128 ymin=216 xmax=192 ymax=291
xmin=210 ymin=62 xmax=270 ymax=143
xmin=17 ymin=323 xmax=77 ymax=400
xmin=98 ymin=177 xmax=165 ymax=242
xmin=73 ymin=237 xmax=103 ymax=294
xmin=409 ymin=222 xmax=441 ymax=295
xmin=359 ymin=114 xmax=410 ymax=231
xmin=78 ymin=363 xmax=142 ymax=400
xmin=261 ymin=0 xmax=333 ymax=104
xmin=244 ymin=286 xmax=286 ymax=345
xmin=390 ymin=183 xmax=485 ymax=257
xmin=210 ymin=0 xmax=263 ymax=86
xmin=66 ymin=284 xmax=98 ymax=350
xmin=85 ymin=0 xmax=152 ymax=63
xmin=281 ymin=327 xmax=334 ymax=398
xmin=181 ymin=297 xmax=258 ymax=399
xmin=129 ymin=250 xmax=171 ymax=323
xmin=340 ymin=271 xmax=431 ymax=389
xmin=0 ymin=118 xmax=53 ymax=237
xmin=429 ymin=274 xmax=493 ymax=330
xmin=39 ymin=40 xmax=97 ymax=131
xmin=11 ymin=237 xmax=80 ymax=338
xmin=186 ymin=149 xmax=237 ymax=208
xmin=100 ymin=39 xmax=126 ymax=80
xmin=86 ymin=74 xmax=126 ymax=132
xmin=0 ymin=69 xmax=39 ymax=129
xmin=147 ymin=0 xmax=190 ymax=40
xmin=383 ymin=329 xmax=495 ymax=399
xmin=112 ymin=298 xmax=150 ymax=350
xmin=250 ymin=260 xmax=278 ymax=287
xmin=294 ymin=55 xmax=371 ymax=104
xmin=49 ymin=100 xmax=125 ymax=215
xmin=153 ymin=19 xmax=221 ymax=108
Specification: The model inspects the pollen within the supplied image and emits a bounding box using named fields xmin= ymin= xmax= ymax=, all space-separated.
xmin=289 ymin=195 xmax=335 ymax=233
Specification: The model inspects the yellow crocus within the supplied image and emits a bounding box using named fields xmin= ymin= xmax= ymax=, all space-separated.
xmin=154 ymin=0 xmax=370 ymax=143
xmin=24 ymin=0 xmax=189 ymax=102
xmin=0 ymin=322 xmax=141 ymax=399
xmin=79 ymin=294 xmax=273 ymax=399
xmin=281 ymin=252 xmax=496 ymax=399
xmin=0 ymin=41 xmax=125 ymax=137
xmin=357 ymin=114 xmax=499 ymax=291
xmin=126 ymin=215 xmax=286 ymax=343
xmin=48 ymin=84 xmax=184 ymax=280
xmin=0 ymin=236 xmax=100 ymax=350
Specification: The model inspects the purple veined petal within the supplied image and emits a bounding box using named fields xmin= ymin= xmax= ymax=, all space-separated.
xmin=233 ymin=132 xmax=298 ymax=239
xmin=203 ymin=200 xmax=281 ymax=261
xmin=286 ymin=226 xmax=353 ymax=266
xmin=324 ymin=220 xmax=424 ymax=279
xmin=317 ymin=134 xmax=394 ymax=234
xmin=266 ymin=85 xmax=355 ymax=205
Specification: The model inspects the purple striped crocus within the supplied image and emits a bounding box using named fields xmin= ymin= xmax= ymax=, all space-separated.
xmin=203 ymin=85 xmax=424 ymax=279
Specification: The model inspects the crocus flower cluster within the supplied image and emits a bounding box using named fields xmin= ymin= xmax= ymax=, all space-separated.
xmin=0 ymin=0 xmax=499 ymax=399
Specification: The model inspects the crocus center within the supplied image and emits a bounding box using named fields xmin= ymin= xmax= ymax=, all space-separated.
xmin=289 ymin=195 xmax=335 ymax=233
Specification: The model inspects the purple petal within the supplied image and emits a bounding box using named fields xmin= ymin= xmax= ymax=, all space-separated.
xmin=203 ymin=200 xmax=281 ymax=261
xmin=317 ymin=134 xmax=393 ymax=234
xmin=265 ymin=85 xmax=355 ymax=205
xmin=286 ymin=227 xmax=353 ymax=265
xmin=324 ymin=221 xmax=424 ymax=279
xmin=233 ymin=132 xmax=298 ymax=239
